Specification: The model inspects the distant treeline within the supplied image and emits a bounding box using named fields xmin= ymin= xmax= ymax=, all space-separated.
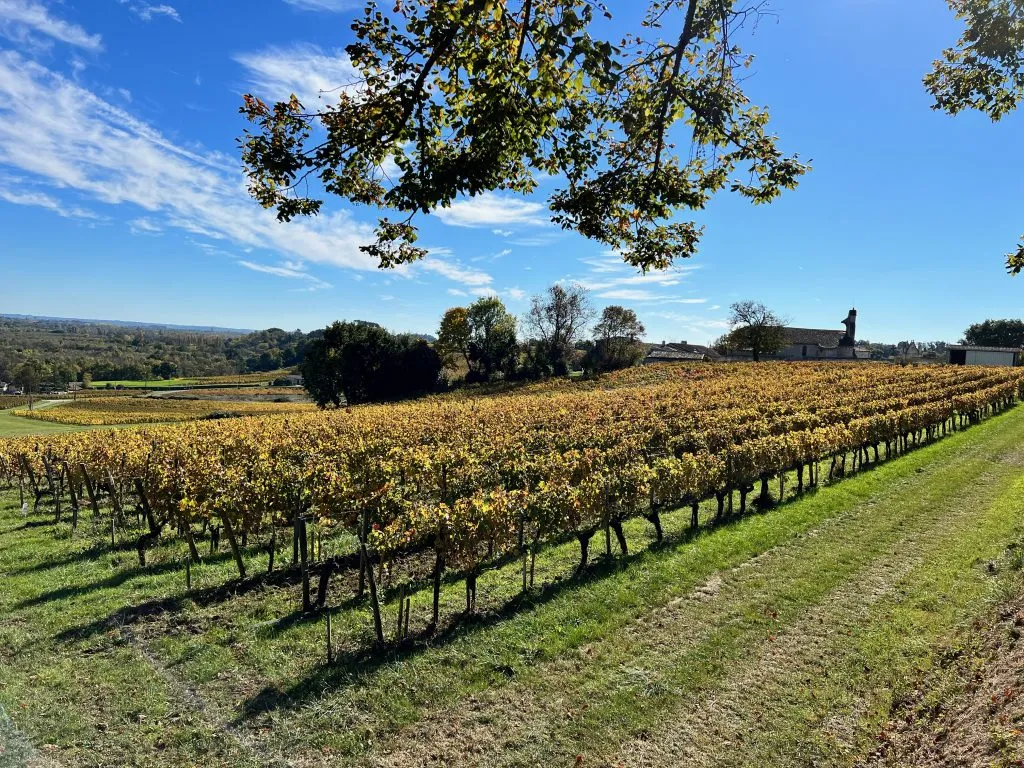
xmin=0 ymin=317 xmax=322 ymax=384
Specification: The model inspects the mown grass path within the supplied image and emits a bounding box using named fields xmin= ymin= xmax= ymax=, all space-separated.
xmin=0 ymin=402 xmax=84 ymax=437
xmin=2 ymin=407 xmax=1024 ymax=767
xmin=367 ymin=408 xmax=1024 ymax=767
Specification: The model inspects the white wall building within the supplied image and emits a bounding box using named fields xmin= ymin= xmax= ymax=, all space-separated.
xmin=947 ymin=345 xmax=1020 ymax=367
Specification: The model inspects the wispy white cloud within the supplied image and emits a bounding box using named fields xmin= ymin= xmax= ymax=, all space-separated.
xmin=0 ymin=50 xmax=387 ymax=274
xmin=0 ymin=0 xmax=102 ymax=50
xmin=597 ymin=289 xmax=663 ymax=301
xmin=237 ymin=259 xmax=332 ymax=289
xmin=511 ymin=235 xmax=559 ymax=247
xmin=597 ymin=289 xmax=707 ymax=303
xmin=649 ymin=311 xmax=729 ymax=331
xmin=417 ymin=257 xmax=493 ymax=287
xmin=130 ymin=4 xmax=181 ymax=22
xmin=234 ymin=43 xmax=360 ymax=106
xmin=575 ymin=250 xmax=701 ymax=300
xmin=281 ymin=0 xmax=359 ymax=10
xmin=492 ymin=228 xmax=513 ymax=237
xmin=129 ymin=216 xmax=162 ymax=234
xmin=435 ymin=191 xmax=547 ymax=229
xmin=448 ymin=285 xmax=525 ymax=302
xmin=0 ymin=186 xmax=100 ymax=219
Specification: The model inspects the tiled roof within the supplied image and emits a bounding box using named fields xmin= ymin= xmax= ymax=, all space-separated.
xmin=664 ymin=342 xmax=721 ymax=359
xmin=645 ymin=346 xmax=706 ymax=361
xmin=781 ymin=328 xmax=845 ymax=348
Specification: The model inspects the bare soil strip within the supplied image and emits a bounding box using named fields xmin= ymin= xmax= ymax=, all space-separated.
xmin=861 ymin=592 xmax=1024 ymax=766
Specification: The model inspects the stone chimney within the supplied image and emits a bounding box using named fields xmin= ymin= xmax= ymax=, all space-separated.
xmin=840 ymin=308 xmax=857 ymax=347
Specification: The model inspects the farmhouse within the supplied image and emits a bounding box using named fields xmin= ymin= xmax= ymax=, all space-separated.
xmin=947 ymin=345 xmax=1020 ymax=367
xmin=773 ymin=308 xmax=859 ymax=360
xmin=644 ymin=341 xmax=722 ymax=364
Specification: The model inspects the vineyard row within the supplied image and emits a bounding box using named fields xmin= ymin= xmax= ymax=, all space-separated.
xmin=1 ymin=363 xmax=1021 ymax=645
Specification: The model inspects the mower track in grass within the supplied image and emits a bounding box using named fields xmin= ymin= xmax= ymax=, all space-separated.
xmin=364 ymin=409 xmax=1024 ymax=767
xmin=2 ymin=408 xmax=1024 ymax=766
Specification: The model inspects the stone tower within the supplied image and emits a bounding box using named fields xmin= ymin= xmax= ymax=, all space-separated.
xmin=840 ymin=308 xmax=857 ymax=345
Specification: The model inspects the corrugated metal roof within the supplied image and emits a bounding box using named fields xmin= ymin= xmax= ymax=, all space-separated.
xmin=948 ymin=345 xmax=1021 ymax=353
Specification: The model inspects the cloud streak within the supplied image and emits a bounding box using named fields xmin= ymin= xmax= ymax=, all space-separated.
xmin=435 ymin=191 xmax=548 ymax=228
xmin=234 ymin=43 xmax=360 ymax=106
xmin=0 ymin=50 xmax=385 ymax=274
xmin=417 ymin=256 xmax=494 ymax=287
xmin=238 ymin=259 xmax=332 ymax=289
xmin=0 ymin=186 xmax=100 ymax=219
xmin=0 ymin=0 xmax=102 ymax=50
xmin=134 ymin=4 xmax=181 ymax=22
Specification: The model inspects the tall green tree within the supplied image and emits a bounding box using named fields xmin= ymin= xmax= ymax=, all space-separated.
xmin=589 ymin=305 xmax=647 ymax=372
xmin=526 ymin=283 xmax=594 ymax=376
xmin=239 ymin=0 xmax=807 ymax=272
xmin=435 ymin=307 xmax=472 ymax=371
xmin=301 ymin=321 xmax=441 ymax=405
xmin=963 ymin=318 xmax=1024 ymax=346
xmin=928 ymin=1 xmax=1024 ymax=271
xmin=13 ymin=359 xmax=44 ymax=410
xmin=466 ymin=297 xmax=518 ymax=381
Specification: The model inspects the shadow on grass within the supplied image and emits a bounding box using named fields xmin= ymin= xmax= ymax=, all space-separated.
xmin=0 ymin=519 xmax=52 ymax=534
xmin=53 ymin=555 xmax=316 ymax=643
xmin=7 ymin=536 xmax=146 ymax=575
xmin=53 ymin=446 xmax=919 ymax=720
xmin=235 ymin=461 xmax=913 ymax=720
xmin=233 ymin=513 xmax=736 ymax=722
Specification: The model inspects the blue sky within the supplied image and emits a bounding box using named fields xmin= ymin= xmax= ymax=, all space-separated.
xmin=0 ymin=0 xmax=1021 ymax=344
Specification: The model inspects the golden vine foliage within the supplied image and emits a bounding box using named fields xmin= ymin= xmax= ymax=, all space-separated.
xmin=12 ymin=397 xmax=315 ymax=425
xmin=2 ymin=363 xmax=1020 ymax=579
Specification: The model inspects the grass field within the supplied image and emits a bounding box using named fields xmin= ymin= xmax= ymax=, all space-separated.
xmin=0 ymin=403 xmax=104 ymax=437
xmin=2 ymin=403 xmax=1024 ymax=766
xmin=91 ymin=371 xmax=294 ymax=389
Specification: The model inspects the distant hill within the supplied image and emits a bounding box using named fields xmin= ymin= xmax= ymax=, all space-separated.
xmin=0 ymin=314 xmax=436 ymax=385
xmin=0 ymin=313 xmax=252 ymax=335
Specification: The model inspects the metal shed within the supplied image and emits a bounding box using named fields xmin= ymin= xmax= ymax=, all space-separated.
xmin=947 ymin=345 xmax=1020 ymax=367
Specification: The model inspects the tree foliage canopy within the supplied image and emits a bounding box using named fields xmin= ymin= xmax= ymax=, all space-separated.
xmin=928 ymin=0 xmax=1024 ymax=272
xmin=435 ymin=307 xmax=472 ymax=370
xmin=963 ymin=318 xmax=1024 ymax=347
xmin=526 ymin=283 xmax=594 ymax=375
xmin=725 ymin=300 xmax=787 ymax=361
xmin=465 ymin=297 xmax=519 ymax=380
xmin=301 ymin=321 xmax=441 ymax=406
xmin=239 ymin=0 xmax=807 ymax=272
xmin=589 ymin=304 xmax=647 ymax=372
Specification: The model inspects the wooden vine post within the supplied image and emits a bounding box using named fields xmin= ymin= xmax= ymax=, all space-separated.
xmin=80 ymin=463 xmax=100 ymax=519
xmin=221 ymin=514 xmax=246 ymax=579
xmin=106 ymin=470 xmax=124 ymax=527
xmin=63 ymin=461 xmax=80 ymax=533
xmin=297 ymin=515 xmax=310 ymax=611
xmin=133 ymin=479 xmax=161 ymax=567
xmin=20 ymin=455 xmax=44 ymax=512
xmin=361 ymin=538 xmax=384 ymax=645
xmin=42 ymin=456 xmax=59 ymax=522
